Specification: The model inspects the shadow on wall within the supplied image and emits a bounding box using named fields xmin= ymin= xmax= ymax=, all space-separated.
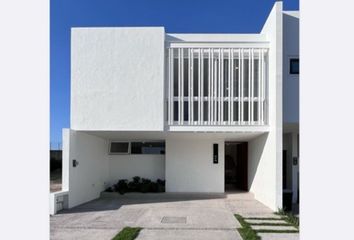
xmin=248 ymin=133 xmax=269 ymax=189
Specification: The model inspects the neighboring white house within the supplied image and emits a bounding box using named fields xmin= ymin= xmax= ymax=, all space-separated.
xmin=50 ymin=2 xmax=299 ymax=214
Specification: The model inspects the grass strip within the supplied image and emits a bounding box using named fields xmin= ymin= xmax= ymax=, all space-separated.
xmin=112 ymin=227 xmax=142 ymax=240
xmin=235 ymin=214 xmax=260 ymax=240
xmin=275 ymin=209 xmax=299 ymax=229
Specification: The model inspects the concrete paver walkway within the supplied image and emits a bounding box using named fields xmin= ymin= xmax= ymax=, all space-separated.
xmin=50 ymin=192 xmax=298 ymax=240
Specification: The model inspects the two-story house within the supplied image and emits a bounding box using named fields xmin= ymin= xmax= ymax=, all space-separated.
xmin=50 ymin=2 xmax=299 ymax=215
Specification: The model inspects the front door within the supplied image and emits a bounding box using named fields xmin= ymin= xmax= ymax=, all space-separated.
xmin=236 ymin=142 xmax=248 ymax=190
xmin=225 ymin=142 xmax=248 ymax=191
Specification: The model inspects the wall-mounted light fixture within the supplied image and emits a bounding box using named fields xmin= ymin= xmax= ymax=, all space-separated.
xmin=73 ymin=159 xmax=79 ymax=167
xmin=293 ymin=157 xmax=298 ymax=166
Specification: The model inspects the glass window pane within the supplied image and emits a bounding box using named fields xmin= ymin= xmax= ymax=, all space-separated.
xmin=290 ymin=58 xmax=299 ymax=74
xmin=131 ymin=142 xmax=165 ymax=154
xmin=110 ymin=142 xmax=129 ymax=154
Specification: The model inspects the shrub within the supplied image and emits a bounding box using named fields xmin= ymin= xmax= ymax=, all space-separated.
xmin=132 ymin=176 xmax=141 ymax=184
xmin=106 ymin=177 xmax=166 ymax=194
xmin=105 ymin=186 xmax=114 ymax=192
xmin=157 ymin=179 xmax=165 ymax=192
xmin=114 ymin=179 xmax=128 ymax=194
xmin=140 ymin=178 xmax=152 ymax=193
xmin=150 ymin=182 xmax=159 ymax=193
xmin=128 ymin=177 xmax=140 ymax=192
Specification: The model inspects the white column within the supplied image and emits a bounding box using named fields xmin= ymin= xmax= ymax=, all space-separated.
xmin=260 ymin=49 xmax=264 ymax=125
xmin=251 ymin=48 xmax=254 ymax=125
xmin=208 ymin=48 xmax=211 ymax=125
xmin=240 ymin=49 xmax=244 ymax=125
xmin=248 ymin=49 xmax=251 ymax=125
xmin=258 ymin=49 xmax=261 ymax=125
xmin=191 ymin=48 xmax=194 ymax=124
xmin=228 ymin=48 xmax=232 ymax=125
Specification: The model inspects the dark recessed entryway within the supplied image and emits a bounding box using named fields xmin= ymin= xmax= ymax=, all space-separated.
xmin=225 ymin=142 xmax=248 ymax=191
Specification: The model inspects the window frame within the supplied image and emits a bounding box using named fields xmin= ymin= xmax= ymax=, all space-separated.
xmin=109 ymin=141 xmax=130 ymax=155
xmin=130 ymin=141 xmax=166 ymax=155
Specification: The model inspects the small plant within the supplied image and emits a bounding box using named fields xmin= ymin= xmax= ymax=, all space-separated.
xmin=140 ymin=178 xmax=152 ymax=193
xmin=132 ymin=176 xmax=141 ymax=184
xmin=127 ymin=177 xmax=140 ymax=192
xmin=114 ymin=179 xmax=128 ymax=194
xmin=105 ymin=186 xmax=114 ymax=192
xmin=157 ymin=179 xmax=165 ymax=192
xmin=149 ymin=181 xmax=159 ymax=193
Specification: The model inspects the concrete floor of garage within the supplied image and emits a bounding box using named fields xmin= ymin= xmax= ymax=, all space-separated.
xmin=50 ymin=192 xmax=298 ymax=240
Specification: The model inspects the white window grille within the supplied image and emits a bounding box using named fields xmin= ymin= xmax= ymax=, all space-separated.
xmin=166 ymin=47 xmax=268 ymax=126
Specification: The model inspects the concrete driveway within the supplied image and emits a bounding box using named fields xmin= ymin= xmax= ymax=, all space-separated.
xmin=50 ymin=192 xmax=281 ymax=240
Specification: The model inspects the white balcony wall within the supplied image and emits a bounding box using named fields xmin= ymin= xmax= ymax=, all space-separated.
xmin=71 ymin=27 xmax=165 ymax=131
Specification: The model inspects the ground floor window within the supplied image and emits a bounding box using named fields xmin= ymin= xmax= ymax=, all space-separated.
xmin=131 ymin=142 xmax=165 ymax=154
xmin=109 ymin=141 xmax=165 ymax=155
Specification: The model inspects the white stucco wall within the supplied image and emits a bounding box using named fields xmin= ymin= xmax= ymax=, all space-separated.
xmin=71 ymin=27 xmax=165 ymax=131
xmin=109 ymin=154 xmax=165 ymax=184
xmin=165 ymin=137 xmax=224 ymax=193
xmin=248 ymin=1 xmax=283 ymax=211
xmin=283 ymin=11 xmax=299 ymax=123
xmin=63 ymin=129 xmax=110 ymax=208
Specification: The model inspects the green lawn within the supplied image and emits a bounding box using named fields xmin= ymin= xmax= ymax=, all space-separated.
xmin=112 ymin=227 xmax=142 ymax=240
xmin=235 ymin=214 xmax=260 ymax=240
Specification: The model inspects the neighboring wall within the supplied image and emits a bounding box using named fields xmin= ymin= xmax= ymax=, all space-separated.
xmin=109 ymin=155 xmax=165 ymax=184
xmin=283 ymin=11 xmax=299 ymax=123
xmin=62 ymin=129 xmax=110 ymax=208
xmin=71 ymin=27 xmax=165 ymax=131
xmin=248 ymin=2 xmax=283 ymax=211
xmin=165 ymin=137 xmax=224 ymax=192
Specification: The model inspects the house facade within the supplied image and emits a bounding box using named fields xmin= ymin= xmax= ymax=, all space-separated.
xmin=50 ymin=2 xmax=299 ymax=214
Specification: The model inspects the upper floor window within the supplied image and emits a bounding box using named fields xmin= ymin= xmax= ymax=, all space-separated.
xmin=289 ymin=58 xmax=299 ymax=74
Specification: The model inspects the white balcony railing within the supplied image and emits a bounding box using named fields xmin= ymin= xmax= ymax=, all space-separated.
xmin=166 ymin=47 xmax=268 ymax=126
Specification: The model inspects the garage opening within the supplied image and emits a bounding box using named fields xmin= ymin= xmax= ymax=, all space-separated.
xmin=225 ymin=142 xmax=248 ymax=191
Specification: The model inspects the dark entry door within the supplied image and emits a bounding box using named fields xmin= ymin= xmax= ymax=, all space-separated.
xmin=236 ymin=142 xmax=248 ymax=191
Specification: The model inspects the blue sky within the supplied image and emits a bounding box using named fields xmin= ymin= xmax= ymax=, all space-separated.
xmin=50 ymin=0 xmax=299 ymax=146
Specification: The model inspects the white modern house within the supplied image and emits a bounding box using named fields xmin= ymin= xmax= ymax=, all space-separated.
xmin=50 ymin=2 xmax=299 ymax=215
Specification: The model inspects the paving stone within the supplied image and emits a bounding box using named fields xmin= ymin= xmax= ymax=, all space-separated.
xmin=252 ymin=225 xmax=298 ymax=231
xmin=136 ymin=229 xmax=242 ymax=240
xmin=161 ymin=216 xmax=187 ymax=224
xmin=246 ymin=219 xmax=288 ymax=224
xmin=51 ymin=192 xmax=280 ymax=240
xmin=258 ymin=233 xmax=299 ymax=240
xmin=50 ymin=227 xmax=120 ymax=240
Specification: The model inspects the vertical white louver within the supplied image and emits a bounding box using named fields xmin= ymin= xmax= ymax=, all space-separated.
xmin=167 ymin=47 xmax=268 ymax=126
